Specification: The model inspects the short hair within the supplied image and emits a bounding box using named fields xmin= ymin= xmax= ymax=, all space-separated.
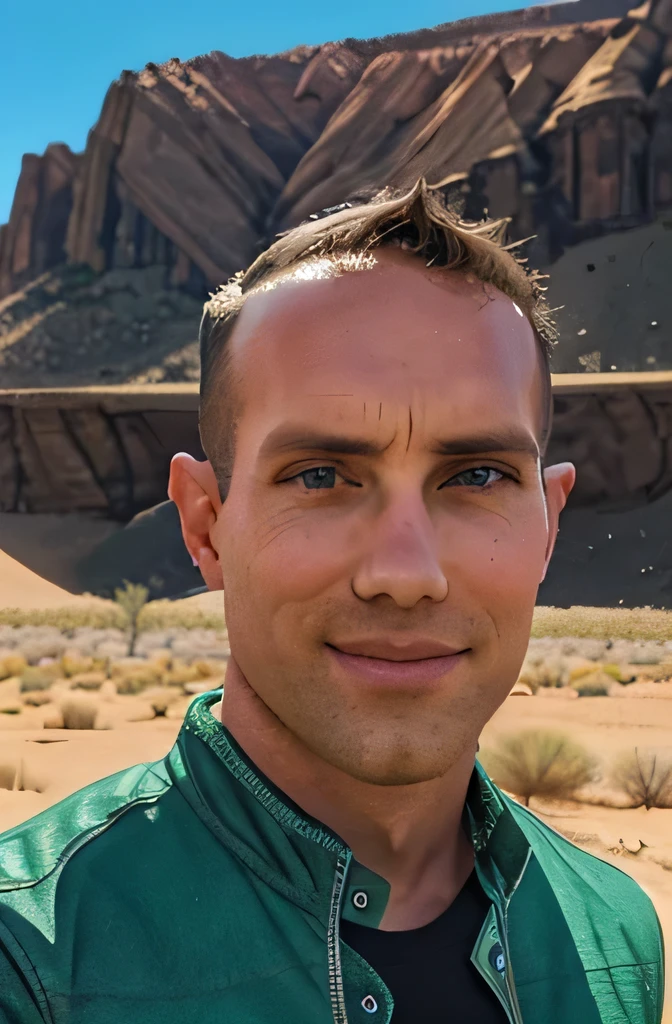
xmin=199 ymin=178 xmax=557 ymax=499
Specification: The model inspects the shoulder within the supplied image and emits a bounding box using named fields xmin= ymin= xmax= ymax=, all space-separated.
xmin=505 ymin=793 xmax=664 ymax=961
xmin=0 ymin=758 xmax=172 ymax=894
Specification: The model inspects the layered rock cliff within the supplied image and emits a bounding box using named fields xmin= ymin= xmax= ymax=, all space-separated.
xmin=2 ymin=0 xmax=671 ymax=388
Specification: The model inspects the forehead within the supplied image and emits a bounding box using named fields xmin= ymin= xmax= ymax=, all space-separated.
xmin=229 ymin=250 xmax=542 ymax=430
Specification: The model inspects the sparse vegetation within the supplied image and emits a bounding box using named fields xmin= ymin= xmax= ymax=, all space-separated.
xmin=0 ymin=600 xmax=227 ymax=634
xmin=480 ymin=729 xmax=598 ymax=807
xmin=19 ymin=665 xmax=61 ymax=692
xmin=0 ymin=652 xmax=27 ymax=679
xmin=530 ymin=606 xmax=672 ymax=643
xmin=571 ymin=672 xmax=613 ymax=697
xmin=110 ymin=658 xmax=163 ymax=695
xmin=610 ymin=747 xmax=672 ymax=810
xmin=114 ymin=581 xmax=150 ymax=656
xmin=59 ymin=697 xmax=100 ymax=730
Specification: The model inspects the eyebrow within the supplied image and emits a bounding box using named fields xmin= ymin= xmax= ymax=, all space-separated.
xmin=259 ymin=426 xmax=540 ymax=460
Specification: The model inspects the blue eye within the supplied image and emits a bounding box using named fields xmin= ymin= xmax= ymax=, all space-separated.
xmin=300 ymin=467 xmax=337 ymax=489
xmin=441 ymin=468 xmax=503 ymax=489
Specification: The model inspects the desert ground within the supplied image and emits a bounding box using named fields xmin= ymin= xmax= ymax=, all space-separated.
xmin=1 ymin=558 xmax=671 ymax=1017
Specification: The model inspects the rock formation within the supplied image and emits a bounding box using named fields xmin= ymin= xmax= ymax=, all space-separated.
xmin=3 ymin=0 xmax=671 ymax=384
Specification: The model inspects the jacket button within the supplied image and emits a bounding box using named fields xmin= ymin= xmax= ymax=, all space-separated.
xmin=488 ymin=943 xmax=506 ymax=975
xmin=361 ymin=995 xmax=378 ymax=1013
xmin=353 ymin=891 xmax=368 ymax=910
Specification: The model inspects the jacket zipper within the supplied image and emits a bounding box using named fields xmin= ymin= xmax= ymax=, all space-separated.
xmin=500 ymin=847 xmax=531 ymax=1024
xmin=328 ymin=850 xmax=352 ymax=1024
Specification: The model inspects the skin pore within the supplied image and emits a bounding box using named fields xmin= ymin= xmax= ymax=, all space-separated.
xmin=169 ymin=247 xmax=575 ymax=930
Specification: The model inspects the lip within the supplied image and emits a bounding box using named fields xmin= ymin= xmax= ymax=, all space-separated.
xmin=329 ymin=637 xmax=465 ymax=661
xmin=326 ymin=639 xmax=469 ymax=688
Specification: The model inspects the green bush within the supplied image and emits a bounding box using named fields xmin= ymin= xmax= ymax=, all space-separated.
xmin=479 ymin=729 xmax=598 ymax=807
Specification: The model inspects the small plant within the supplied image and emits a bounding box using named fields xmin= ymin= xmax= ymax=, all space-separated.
xmin=23 ymin=691 xmax=52 ymax=707
xmin=113 ymin=581 xmax=150 ymax=656
xmin=479 ymin=729 xmax=598 ymax=808
xmin=0 ymin=707 xmax=21 ymax=715
xmin=610 ymin=748 xmax=672 ymax=810
xmin=517 ymin=653 xmax=570 ymax=693
xmin=70 ymin=672 xmax=107 ymax=691
xmin=59 ymin=697 xmax=99 ymax=730
xmin=111 ymin=660 xmax=163 ymax=695
xmin=19 ymin=666 xmax=60 ymax=693
xmin=571 ymin=671 xmax=613 ymax=697
xmin=0 ymin=652 xmax=27 ymax=680
xmin=60 ymin=651 xmax=95 ymax=678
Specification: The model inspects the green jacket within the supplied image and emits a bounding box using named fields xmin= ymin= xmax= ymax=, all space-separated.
xmin=0 ymin=690 xmax=664 ymax=1024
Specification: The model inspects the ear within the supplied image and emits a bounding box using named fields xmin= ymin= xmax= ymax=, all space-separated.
xmin=168 ymin=452 xmax=223 ymax=591
xmin=540 ymin=462 xmax=576 ymax=582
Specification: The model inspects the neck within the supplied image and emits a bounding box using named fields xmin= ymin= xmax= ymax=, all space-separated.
xmin=216 ymin=664 xmax=477 ymax=929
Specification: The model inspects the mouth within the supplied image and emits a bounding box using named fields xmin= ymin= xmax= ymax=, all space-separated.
xmin=325 ymin=639 xmax=470 ymax=688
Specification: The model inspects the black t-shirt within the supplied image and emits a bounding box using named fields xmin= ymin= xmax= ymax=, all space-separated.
xmin=341 ymin=870 xmax=507 ymax=1022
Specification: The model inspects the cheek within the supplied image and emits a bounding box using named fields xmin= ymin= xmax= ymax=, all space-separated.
xmin=440 ymin=504 xmax=547 ymax=605
xmin=221 ymin=502 xmax=356 ymax=609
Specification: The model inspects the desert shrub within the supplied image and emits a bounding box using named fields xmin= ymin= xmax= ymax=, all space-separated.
xmin=630 ymin=643 xmax=664 ymax=666
xmin=19 ymin=665 xmax=61 ymax=692
xmin=110 ymin=659 xmax=163 ymax=695
xmin=165 ymin=660 xmax=201 ymax=688
xmin=192 ymin=658 xmax=225 ymax=679
xmin=60 ymin=651 xmax=95 ymax=678
xmin=0 ymin=707 xmax=21 ymax=715
xmin=71 ymin=671 xmax=107 ymax=691
xmin=23 ymin=690 xmax=53 ymax=707
xmin=113 ymin=581 xmax=150 ymax=656
xmin=146 ymin=650 xmax=172 ymax=673
xmin=59 ymin=697 xmax=99 ymax=730
xmin=0 ymin=651 xmax=27 ymax=680
xmin=143 ymin=686 xmax=183 ymax=717
xmin=479 ymin=729 xmax=598 ymax=807
xmin=516 ymin=652 xmax=570 ymax=693
xmin=610 ymin=748 xmax=672 ymax=810
xmin=602 ymin=663 xmax=629 ymax=683
xmin=571 ymin=671 xmax=613 ymax=697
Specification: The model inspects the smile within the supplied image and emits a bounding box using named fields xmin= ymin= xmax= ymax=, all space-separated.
xmin=325 ymin=641 xmax=469 ymax=688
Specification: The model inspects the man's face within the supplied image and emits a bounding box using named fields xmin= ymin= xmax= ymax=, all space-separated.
xmin=207 ymin=249 xmax=567 ymax=785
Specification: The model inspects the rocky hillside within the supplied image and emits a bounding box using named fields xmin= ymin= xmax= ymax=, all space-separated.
xmin=1 ymin=0 xmax=671 ymax=386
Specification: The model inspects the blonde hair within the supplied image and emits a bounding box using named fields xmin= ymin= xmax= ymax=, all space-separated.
xmin=200 ymin=179 xmax=556 ymax=496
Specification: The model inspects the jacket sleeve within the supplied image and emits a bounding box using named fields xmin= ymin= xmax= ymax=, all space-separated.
xmin=0 ymin=936 xmax=46 ymax=1024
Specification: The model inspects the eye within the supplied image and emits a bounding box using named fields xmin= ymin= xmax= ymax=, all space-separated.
xmin=440 ymin=467 xmax=505 ymax=489
xmin=299 ymin=467 xmax=338 ymax=490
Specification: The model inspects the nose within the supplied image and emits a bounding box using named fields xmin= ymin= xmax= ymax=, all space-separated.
xmin=352 ymin=493 xmax=448 ymax=608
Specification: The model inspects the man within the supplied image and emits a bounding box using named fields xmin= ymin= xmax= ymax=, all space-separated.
xmin=0 ymin=181 xmax=663 ymax=1023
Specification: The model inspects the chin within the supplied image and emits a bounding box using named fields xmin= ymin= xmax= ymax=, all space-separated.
xmin=327 ymin=739 xmax=463 ymax=788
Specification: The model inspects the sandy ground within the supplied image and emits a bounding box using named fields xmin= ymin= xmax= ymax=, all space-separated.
xmin=0 ymin=547 xmax=118 ymax=609
xmin=0 ymin=687 xmax=670 ymax=1017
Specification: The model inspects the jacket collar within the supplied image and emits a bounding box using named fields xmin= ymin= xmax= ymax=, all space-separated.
xmin=170 ymin=690 xmax=530 ymax=922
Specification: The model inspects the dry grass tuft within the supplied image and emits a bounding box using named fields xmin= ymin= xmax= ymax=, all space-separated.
xmin=480 ymin=729 xmax=598 ymax=807
xmin=0 ymin=651 xmax=27 ymax=680
xmin=19 ymin=665 xmax=62 ymax=692
xmin=610 ymin=748 xmax=672 ymax=810
xmin=59 ymin=697 xmax=100 ymax=730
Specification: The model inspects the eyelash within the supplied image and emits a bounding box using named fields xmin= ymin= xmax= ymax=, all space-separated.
xmin=285 ymin=465 xmax=515 ymax=491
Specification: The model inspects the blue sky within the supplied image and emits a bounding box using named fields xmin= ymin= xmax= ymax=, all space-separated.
xmin=2 ymin=0 xmax=561 ymax=224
